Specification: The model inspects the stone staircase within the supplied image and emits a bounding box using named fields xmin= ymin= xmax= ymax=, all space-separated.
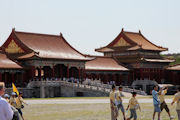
xmin=27 ymin=80 xmax=147 ymax=97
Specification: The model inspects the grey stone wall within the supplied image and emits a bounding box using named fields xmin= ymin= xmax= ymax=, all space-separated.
xmin=60 ymin=85 xmax=108 ymax=97
xmin=5 ymin=85 xmax=108 ymax=98
xmin=5 ymin=88 xmax=39 ymax=98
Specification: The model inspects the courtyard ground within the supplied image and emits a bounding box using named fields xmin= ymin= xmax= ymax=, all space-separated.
xmin=22 ymin=96 xmax=178 ymax=120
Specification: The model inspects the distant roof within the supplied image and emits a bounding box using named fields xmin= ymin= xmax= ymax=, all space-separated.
xmin=144 ymin=58 xmax=175 ymax=63
xmin=0 ymin=52 xmax=22 ymax=69
xmin=96 ymin=29 xmax=168 ymax=52
xmin=85 ymin=57 xmax=129 ymax=71
xmin=2 ymin=29 xmax=89 ymax=61
xmin=167 ymin=64 xmax=180 ymax=71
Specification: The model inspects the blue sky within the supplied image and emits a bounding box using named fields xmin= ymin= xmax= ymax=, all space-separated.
xmin=0 ymin=0 xmax=180 ymax=55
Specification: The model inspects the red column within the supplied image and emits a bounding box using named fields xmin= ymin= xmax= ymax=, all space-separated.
xmin=113 ymin=74 xmax=116 ymax=83
xmin=4 ymin=73 xmax=7 ymax=84
xmin=132 ymin=71 xmax=135 ymax=81
xmin=71 ymin=68 xmax=73 ymax=78
xmin=95 ymin=74 xmax=97 ymax=80
xmin=105 ymin=74 xmax=108 ymax=84
xmin=12 ymin=73 xmax=15 ymax=83
xmin=67 ymin=65 xmax=69 ymax=78
xmin=119 ymin=74 xmax=122 ymax=85
xmin=148 ymin=68 xmax=151 ymax=80
xmin=172 ymin=72 xmax=175 ymax=84
xmin=89 ymin=74 xmax=92 ymax=79
xmin=97 ymin=74 xmax=100 ymax=80
xmin=103 ymin=74 xmax=106 ymax=83
xmin=31 ymin=66 xmax=35 ymax=78
xmin=52 ymin=66 xmax=55 ymax=77
xmin=39 ymin=66 xmax=42 ymax=81
xmin=83 ymin=69 xmax=86 ymax=80
xmin=161 ymin=70 xmax=164 ymax=80
xmin=78 ymin=68 xmax=81 ymax=79
xmin=128 ymin=73 xmax=130 ymax=83
xmin=60 ymin=65 xmax=63 ymax=78
xmin=82 ymin=69 xmax=85 ymax=80
xmin=0 ymin=72 xmax=2 ymax=82
xmin=22 ymin=72 xmax=25 ymax=84
xmin=140 ymin=68 xmax=142 ymax=80
xmin=141 ymin=68 xmax=144 ymax=80
xmin=158 ymin=69 xmax=161 ymax=83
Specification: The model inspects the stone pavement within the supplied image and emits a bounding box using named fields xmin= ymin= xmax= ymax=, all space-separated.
xmin=25 ymin=98 xmax=173 ymax=105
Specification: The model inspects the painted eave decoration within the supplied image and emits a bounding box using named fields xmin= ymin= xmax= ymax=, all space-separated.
xmin=5 ymin=39 xmax=24 ymax=53
xmin=112 ymin=37 xmax=130 ymax=47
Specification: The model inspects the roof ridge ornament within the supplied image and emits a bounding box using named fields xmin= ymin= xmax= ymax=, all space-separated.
xmin=12 ymin=28 xmax=15 ymax=32
xmin=121 ymin=28 xmax=124 ymax=32
xmin=34 ymin=51 xmax=39 ymax=55
xmin=139 ymin=30 xmax=141 ymax=34
xmin=60 ymin=32 xmax=63 ymax=37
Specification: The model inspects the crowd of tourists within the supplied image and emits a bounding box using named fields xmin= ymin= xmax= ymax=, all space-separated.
xmin=2 ymin=80 xmax=180 ymax=120
xmin=0 ymin=82 xmax=27 ymax=120
xmin=110 ymin=84 xmax=180 ymax=120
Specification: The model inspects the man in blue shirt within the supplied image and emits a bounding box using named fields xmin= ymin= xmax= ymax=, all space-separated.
xmin=152 ymin=85 xmax=162 ymax=120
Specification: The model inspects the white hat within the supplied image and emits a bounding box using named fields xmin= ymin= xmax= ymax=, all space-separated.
xmin=4 ymin=94 xmax=10 ymax=98
xmin=11 ymin=92 xmax=16 ymax=96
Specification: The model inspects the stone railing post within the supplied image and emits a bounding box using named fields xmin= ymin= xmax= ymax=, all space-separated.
xmin=40 ymin=82 xmax=45 ymax=98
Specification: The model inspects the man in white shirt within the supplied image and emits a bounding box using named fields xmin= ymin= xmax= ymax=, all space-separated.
xmin=159 ymin=87 xmax=173 ymax=119
xmin=0 ymin=82 xmax=14 ymax=120
xmin=116 ymin=86 xmax=126 ymax=120
xmin=110 ymin=84 xmax=118 ymax=120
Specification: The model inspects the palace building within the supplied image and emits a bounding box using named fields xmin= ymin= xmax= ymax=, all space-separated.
xmin=0 ymin=29 xmax=90 ymax=87
xmin=0 ymin=50 xmax=23 ymax=87
xmin=166 ymin=64 xmax=180 ymax=85
xmin=0 ymin=29 xmax=129 ymax=88
xmin=95 ymin=29 xmax=175 ymax=92
xmin=0 ymin=28 xmax=178 ymax=94
xmin=85 ymin=56 xmax=129 ymax=85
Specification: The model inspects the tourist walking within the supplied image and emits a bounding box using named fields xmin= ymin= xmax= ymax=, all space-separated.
xmin=171 ymin=87 xmax=180 ymax=120
xmin=152 ymin=85 xmax=162 ymax=120
xmin=110 ymin=84 xmax=118 ymax=120
xmin=116 ymin=86 xmax=126 ymax=120
xmin=15 ymin=92 xmax=27 ymax=120
xmin=126 ymin=92 xmax=141 ymax=120
xmin=159 ymin=87 xmax=173 ymax=119
xmin=10 ymin=92 xmax=17 ymax=108
xmin=4 ymin=93 xmax=10 ymax=103
xmin=0 ymin=82 xmax=14 ymax=120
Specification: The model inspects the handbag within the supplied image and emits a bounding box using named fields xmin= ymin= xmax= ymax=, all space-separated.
xmin=134 ymin=104 xmax=139 ymax=110
xmin=21 ymin=105 xmax=24 ymax=109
